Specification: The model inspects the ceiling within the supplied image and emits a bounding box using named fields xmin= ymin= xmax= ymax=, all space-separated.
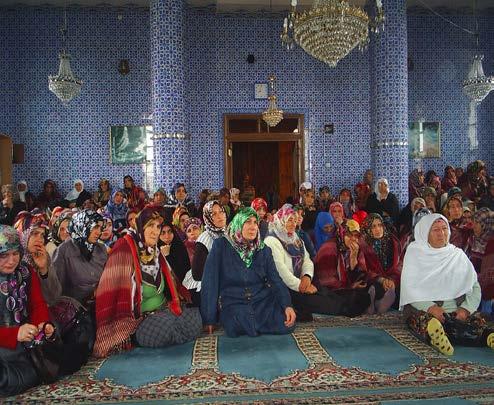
xmin=1 ymin=0 xmax=492 ymax=12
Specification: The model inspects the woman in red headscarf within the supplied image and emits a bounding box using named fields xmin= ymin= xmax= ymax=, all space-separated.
xmin=251 ymin=197 xmax=270 ymax=240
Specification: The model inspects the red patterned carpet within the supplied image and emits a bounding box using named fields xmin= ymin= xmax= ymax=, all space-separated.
xmin=5 ymin=312 xmax=494 ymax=404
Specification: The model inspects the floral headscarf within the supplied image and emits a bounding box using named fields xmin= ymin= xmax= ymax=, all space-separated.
xmin=172 ymin=206 xmax=189 ymax=229
xmin=362 ymin=213 xmax=392 ymax=269
xmin=106 ymin=189 xmax=129 ymax=220
xmin=0 ymin=225 xmax=30 ymax=325
xmin=225 ymin=207 xmax=264 ymax=268
xmin=202 ymin=201 xmax=227 ymax=236
xmin=183 ymin=217 xmax=203 ymax=234
xmin=69 ymin=209 xmax=104 ymax=260
xmin=49 ymin=212 xmax=73 ymax=247
xmin=471 ymin=208 xmax=494 ymax=254
xmin=251 ymin=198 xmax=268 ymax=213
xmin=13 ymin=210 xmax=49 ymax=268
xmin=131 ymin=205 xmax=165 ymax=265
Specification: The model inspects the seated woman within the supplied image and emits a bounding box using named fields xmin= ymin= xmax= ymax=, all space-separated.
xmin=152 ymin=188 xmax=167 ymax=207
xmin=158 ymin=219 xmax=190 ymax=285
xmin=93 ymin=206 xmax=202 ymax=358
xmin=361 ymin=213 xmax=401 ymax=311
xmin=104 ymin=189 xmax=129 ymax=232
xmin=201 ymin=208 xmax=296 ymax=336
xmin=0 ymin=225 xmax=56 ymax=396
xmin=338 ymin=188 xmax=356 ymax=219
xmin=65 ymin=179 xmax=92 ymax=209
xmin=123 ymin=175 xmax=147 ymax=211
xmin=16 ymin=181 xmax=36 ymax=212
xmin=164 ymin=182 xmax=197 ymax=219
xmin=93 ymin=179 xmax=111 ymax=209
xmin=172 ymin=206 xmax=190 ymax=242
xmin=45 ymin=212 xmax=72 ymax=259
xmin=294 ymin=204 xmax=316 ymax=260
xmin=183 ymin=217 xmax=203 ymax=264
xmin=99 ymin=215 xmax=117 ymax=253
xmin=314 ymin=211 xmax=335 ymax=252
xmin=53 ymin=209 xmax=107 ymax=307
xmin=365 ymin=178 xmax=400 ymax=225
xmin=251 ymin=197 xmax=270 ymax=240
xmin=0 ymin=185 xmax=26 ymax=226
xmin=400 ymin=213 xmax=494 ymax=355
xmin=398 ymin=197 xmax=426 ymax=241
xmin=442 ymin=195 xmax=473 ymax=251
xmin=301 ymin=189 xmax=319 ymax=237
xmin=469 ymin=208 xmax=494 ymax=314
xmin=265 ymin=206 xmax=370 ymax=320
xmin=408 ymin=169 xmax=425 ymax=201
xmin=422 ymin=187 xmax=438 ymax=213
xmin=36 ymin=179 xmax=61 ymax=211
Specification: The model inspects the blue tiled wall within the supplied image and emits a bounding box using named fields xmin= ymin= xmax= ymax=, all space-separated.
xmin=0 ymin=6 xmax=492 ymax=200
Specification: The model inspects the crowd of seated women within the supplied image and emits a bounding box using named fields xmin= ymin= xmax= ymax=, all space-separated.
xmin=1 ymin=160 xmax=494 ymax=396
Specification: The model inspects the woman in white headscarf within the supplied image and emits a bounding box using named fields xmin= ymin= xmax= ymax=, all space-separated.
xmin=16 ymin=180 xmax=36 ymax=211
xmin=365 ymin=178 xmax=400 ymax=225
xmin=65 ymin=179 xmax=92 ymax=208
xmin=400 ymin=213 xmax=494 ymax=356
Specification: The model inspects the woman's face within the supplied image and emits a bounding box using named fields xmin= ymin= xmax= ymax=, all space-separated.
xmin=17 ymin=183 xmax=27 ymax=192
xmin=0 ymin=249 xmax=21 ymax=274
xmin=412 ymin=200 xmax=425 ymax=213
xmin=418 ymin=173 xmax=425 ymax=184
xmin=124 ymin=178 xmax=133 ymax=188
xmin=447 ymin=167 xmax=455 ymax=178
xmin=154 ymin=192 xmax=165 ymax=205
xmin=428 ymin=219 xmax=449 ymax=248
xmin=320 ymin=190 xmax=330 ymax=201
xmin=75 ymin=182 xmax=83 ymax=192
xmin=211 ymin=204 xmax=227 ymax=228
xmin=296 ymin=209 xmax=304 ymax=226
xmin=27 ymin=227 xmax=46 ymax=254
xmin=186 ymin=225 xmax=201 ymax=241
xmin=241 ymin=216 xmax=259 ymax=241
xmin=100 ymin=221 xmax=113 ymax=241
xmin=323 ymin=223 xmax=334 ymax=235
xmin=175 ymin=186 xmax=186 ymax=201
xmin=285 ymin=215 xmax=297 ymax=234
xmin=88 ymin=222 xmax=104 ymax=244
xmin=370 ymin=218 xmax=384 ymax=239
xmin=331 ymin=206 xmax=344 ymax=222
xmin=160 ymin=225 xmax=174 ymax=244
xmin=128 ymin=212 xmax=137 ymax=229
xmin=448 ymin=199 xmax=463 ymax=221
xmin=304 ymin=192 xmax=315 ymax=206
xmin=378 ymin=181 xmax=388 ymax=194
xmin=58 ymin=219 xmax=70 ymax=242
xmin=114 ymin=192 xmax=124 ymax=205
xmin=2 ymin=190 xmax=13 ymax=200
xmin=45 ymin=183 xmax=54 ymax=194
xmin=100 ymin=182 xmax=109 ymax=192
xmin=425 ymin=195 xmax=436 ymax=207
xmin=256 ymin=207 xmax=267 ymax=219
xmin=143 ymin=219 xmax=163 ymax=247
xmin=339 ymin=191 xmax=351 ymax=203
xmin=344 ymin=232 xmax=360 ymax=248
xmin=179 ymin=214 xmax=190 ymax=231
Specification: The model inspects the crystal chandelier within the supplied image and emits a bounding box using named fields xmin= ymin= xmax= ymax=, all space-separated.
xmin=281 ymin=0 xmax=385 ymax=67
xmin=48 ymin=8 xmax=82 ymax=104
xmin=262 ymin=76 xmax=284 ymax=127
xmin=462 ymin=55 xmax=494 ymax=104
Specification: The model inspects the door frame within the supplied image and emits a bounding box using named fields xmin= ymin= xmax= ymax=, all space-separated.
xmin=223 ymin=113 xmax=305 ymax=193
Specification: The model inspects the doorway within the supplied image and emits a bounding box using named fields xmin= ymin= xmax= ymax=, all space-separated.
xmin=0 ymin=135 xmax=13 ymax=187
xmin=224 ymin=114 xmax=304 ymax=209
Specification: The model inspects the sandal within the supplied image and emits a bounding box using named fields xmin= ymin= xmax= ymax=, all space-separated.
xmin=427 ymin=318 xmax=454 ymax=356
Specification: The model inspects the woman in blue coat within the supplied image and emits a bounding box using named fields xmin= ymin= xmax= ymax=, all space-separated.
xmin=201 ymin=208 xmax=296 ymax=337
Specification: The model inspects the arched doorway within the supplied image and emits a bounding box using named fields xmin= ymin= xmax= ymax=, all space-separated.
xmin=0 ymin=134 xmax=13 ymax=187
xmin=223 ymin=114 xmax=304 ymax=209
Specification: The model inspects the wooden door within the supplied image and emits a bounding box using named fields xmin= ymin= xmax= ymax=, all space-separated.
xmin=0 ymin=135 xmax=13 ymax=187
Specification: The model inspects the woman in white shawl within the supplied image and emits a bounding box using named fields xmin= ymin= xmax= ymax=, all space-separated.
xmin=400 ymin=213 xmax=494 ymax=355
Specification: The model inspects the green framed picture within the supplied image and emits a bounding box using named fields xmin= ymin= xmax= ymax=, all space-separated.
xmin=408 ymin=122 xmax=441 ymax=159
xmin=110 ymin=126 xmax=150 ymax=164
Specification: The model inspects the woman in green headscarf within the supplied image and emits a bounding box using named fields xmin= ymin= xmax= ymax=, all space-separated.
xmin=201 ymin=208 xmax=296 ymax=337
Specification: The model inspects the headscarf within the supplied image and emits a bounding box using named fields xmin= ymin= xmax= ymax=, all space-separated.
xmin=411 ymin=197 xmax=426 ymax=214
xmin=13 ymin=210 xmax=49 ymax=268
xmin=167 ymin=182 xmax=189 ymax=206
xmin=412 ymin=207 xmax=432 ymax=230
xmin=16 ymin=181 xmax=28 ymax=203
xmin=105 ymin=189 xmax=128 ymax=219
xmin=230 ymin=188 xmax=241 ymax=207
xmin=409 ymin=169 xmax=424 ymax=188
xmin=66 ymin=179 xmax=84 ymax=201
xmin=362 ymin=213 xmax=391 ymax=270
xmin=374 ymin=178 xmax=389 ymax=201
xmin=131 ymin=205 xmax=164 ymax=265
xmin=69 ymin=209 xmax=104 ymax=260
xmin=183 ymin=217 xmax=203 ymax=235
xmin=467 ymin=160 xmax=485 ymax=178
xmin=225 ymin=207 xmax=264 ymax=268
xmin=172 ymin=206 xmax=189 ymax=229
xmin=314 ymin=212 xmax=335 ymax=251
xmin=422 ymin=186 xmax=437 ymax=199
xmin=49 ymin=212 xmax=72 ymax=247
xmin=0 ymin=225 xmax=30 ymax=325
xmin=202 ymin=201 xmax=226 ymax=236
xmin=399 ymin=213 xmax=477 ymax=309
xmin=471 ymin=208 xmax=494 ymax=255
xmin=299 ymin=182 xmax=312 ymax=192
xmin=251 ymin=197 xmax=268 ymax=213
xmin=319 ymin=185 xmax=330 ymax=196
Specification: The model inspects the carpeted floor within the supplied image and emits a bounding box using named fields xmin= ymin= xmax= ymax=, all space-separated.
xmin=5 ymin=312 xmax=494 ymax=404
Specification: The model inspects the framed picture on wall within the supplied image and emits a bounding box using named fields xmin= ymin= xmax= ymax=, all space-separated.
xmin=408 ymin=122 xmax=441 ymax=159
xmin=109 ymin=125 xmax=150 ymax=164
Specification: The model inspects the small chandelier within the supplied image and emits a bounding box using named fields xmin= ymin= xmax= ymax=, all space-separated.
xmin=462 ymin=55 xmax=494 ymax=104
xmin=262 ymin=75 xmax=283 ymax=127
xmin=281 ymin=0 xmax=385 ymax=67
xmin=48 ymin=8 xmax=82 ymax=104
